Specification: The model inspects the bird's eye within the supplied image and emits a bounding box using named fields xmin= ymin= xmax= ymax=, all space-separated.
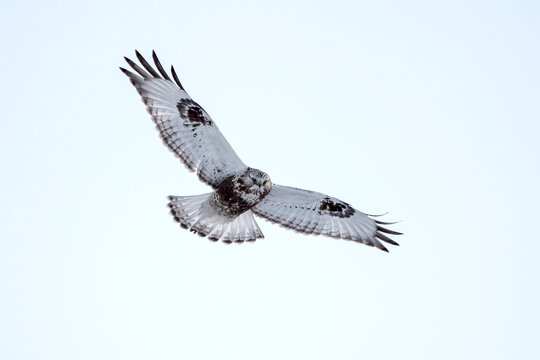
xmin=263 ymin=180 xmax=268 ymax=185
xmin=251 ymin=177 xmax=257 ymax=183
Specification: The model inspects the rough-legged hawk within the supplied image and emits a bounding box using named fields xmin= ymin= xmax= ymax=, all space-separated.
xmin=120 ymin=51 xmax=402 ymax=251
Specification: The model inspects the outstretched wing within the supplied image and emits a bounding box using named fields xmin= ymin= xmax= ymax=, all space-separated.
xmin=252 ymin=185 xmax=401 ymax=251
xmin=120 ymin=50 xmax=247 ymax=188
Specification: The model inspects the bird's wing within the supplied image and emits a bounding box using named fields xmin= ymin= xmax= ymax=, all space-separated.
xmin=252 ymin=185 xmax=401 ymax=251
xmin=120 ymin=50 xmax=247 ymax=188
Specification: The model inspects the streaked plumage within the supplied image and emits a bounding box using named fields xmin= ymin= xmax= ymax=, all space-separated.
xmin=121 ymin=50 xmax=402 ymax=251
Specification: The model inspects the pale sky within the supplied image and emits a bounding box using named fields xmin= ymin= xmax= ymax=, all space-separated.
xmin=1 ymin=0 xmax=539 ymax=359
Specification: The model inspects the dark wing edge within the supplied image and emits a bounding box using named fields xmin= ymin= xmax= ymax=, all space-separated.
xmin=120 ymin=50 xmax=183 ymax=87
xmin=370 ymin=215 xmax=402 ymax=249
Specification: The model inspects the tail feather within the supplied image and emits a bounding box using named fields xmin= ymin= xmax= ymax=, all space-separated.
xmin=167 ymin=194 xmax=264 ymax=243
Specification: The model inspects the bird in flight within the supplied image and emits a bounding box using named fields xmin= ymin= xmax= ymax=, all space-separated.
xmin=120 ymin=50 xmax=402 ymax=251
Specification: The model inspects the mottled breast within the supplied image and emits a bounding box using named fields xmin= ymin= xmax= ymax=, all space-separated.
xmin=212 ymin=174 xmax=271 ymax=217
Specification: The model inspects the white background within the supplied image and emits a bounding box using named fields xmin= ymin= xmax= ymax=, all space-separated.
xmin=1 ymin=0 xmax=539 ymax=359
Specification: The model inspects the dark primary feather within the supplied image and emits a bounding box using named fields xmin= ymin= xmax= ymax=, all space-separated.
xmin=124 ymin=56 xmax=151 ymax=78
xmin=374 ymin=219 xmax=399 ymax=225
xmin=375 ymin=231 xmax=399 ymax=246
xmin=377 ymin=225 xmax=402 ymax=235
xmin=170 ymin=65 xmax=185 ymax=90
xmin=152 ymin=50 xmax=172 ymax=81
xmin=135 ymin=50 xmax=162 ymax=79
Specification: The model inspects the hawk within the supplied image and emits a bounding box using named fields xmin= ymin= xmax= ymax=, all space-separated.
xmin=120 ymin=51 xmax=402 ymax=251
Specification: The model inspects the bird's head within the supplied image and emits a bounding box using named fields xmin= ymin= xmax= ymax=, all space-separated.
xmin=239 ymin=168 xmax=272 ymax=197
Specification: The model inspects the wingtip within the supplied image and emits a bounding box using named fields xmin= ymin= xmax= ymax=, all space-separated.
xmin=377 ymin=225 xmax=403 ymax=236
xmin=375 ymin=243 xmax=389 ymax=252
xmin=152 ymin=50 xmax=172 ymax=81
xmin=124 ymin=56 xmax=136 ymax=66
xmin=170 ymin=64 xmax=185 ymax=90
xmin=374 ymin=219 xmax=400 ymax=225
xmin=135 ymin=49 xmax=145 ymax=64
xmin=373 ymin=240 xmax=389 ymax=252
xmin=375 ymin=231 xmax=400 ymax=246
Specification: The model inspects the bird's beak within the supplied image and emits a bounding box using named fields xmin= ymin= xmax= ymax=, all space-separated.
xmin=258 ymin=181 xmax=263 ymax=187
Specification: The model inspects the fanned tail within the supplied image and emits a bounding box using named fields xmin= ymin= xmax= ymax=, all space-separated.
xmin=167 ymin=194 xmax=264 ymax=243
